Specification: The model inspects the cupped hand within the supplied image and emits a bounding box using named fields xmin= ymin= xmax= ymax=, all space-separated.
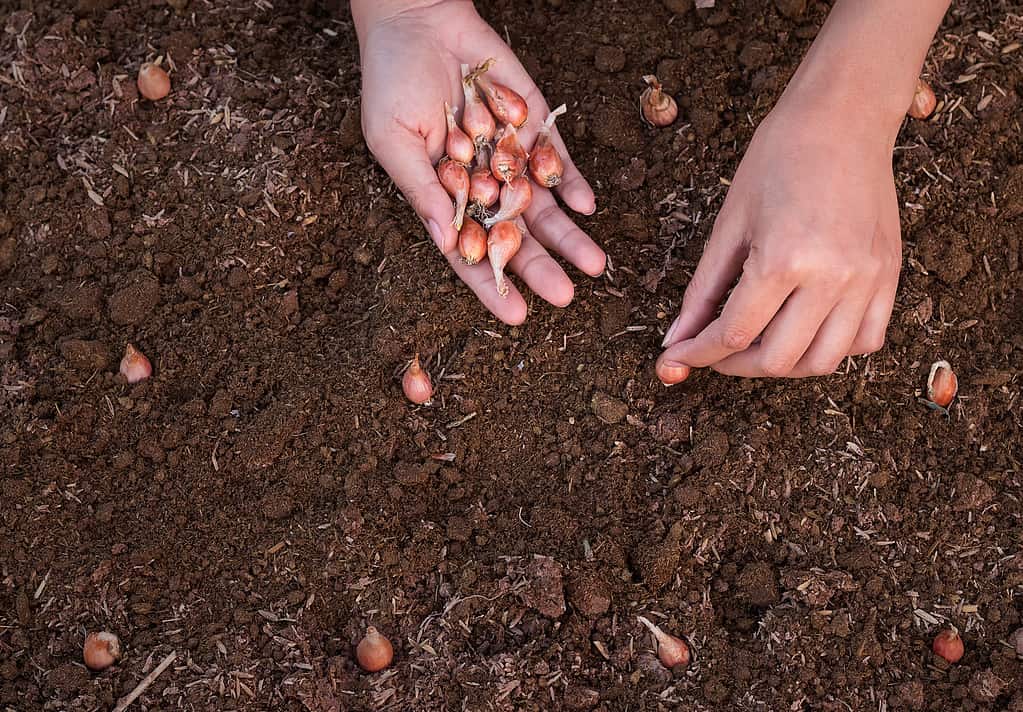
xmin=354 ymin=0 xmax=605 ymax=325
xmin=657 ymin=104 xmax=902 ymax=382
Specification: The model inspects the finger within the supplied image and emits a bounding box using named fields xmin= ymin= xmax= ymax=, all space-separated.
xmin=662 ymin=208 xmax=747 ymax=348
xmin=375 ymin=130 xmax=458 ymax=253
xmin=850 ymin=276 xmax=897 ymax=355
xmin=786 ymin=297 xmax=871 ymax=377
xmin=522 ymin=188 xmax=606 ymax=276
xmin=658 ymin=266 xmax=794 ymax=370
xmin=445 ymin=248 xmax=528 ymax=325
xmin=507 ymin=225 xmax=574 ymax=308
xmin=456 ymin=29 xmax=595 ymax=215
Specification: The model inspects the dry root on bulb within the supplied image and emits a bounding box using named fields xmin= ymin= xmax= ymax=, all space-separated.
xmin=490 ymin=125 xmax=528 ymax=184
xmin=529 ymin=104 xmax=566 ymax=188
xmin=487 ymin=221 xmax=522 ymax=297
xmin=640 ymin=75 xmax=677 ymax=127
xmin=468 ymin=167 xmax=500 ymax=218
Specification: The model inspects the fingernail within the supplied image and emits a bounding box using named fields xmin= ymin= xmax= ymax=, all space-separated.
xmin=584 ymin=201 xmax=596 ymax=216
xmin=661 ymin=314 xmax=682 ymax=347
xmin=427 ymin=219 xmax=445 ymax=251
xmin=658 ymin=361 xmax=692 ymax=386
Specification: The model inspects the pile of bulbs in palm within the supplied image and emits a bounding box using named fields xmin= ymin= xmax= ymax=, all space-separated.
xmin=437 ymin=59 xmax=566 ymax=297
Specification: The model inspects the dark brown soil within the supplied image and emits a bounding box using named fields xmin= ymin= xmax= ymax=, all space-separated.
xmin=2 ymin=1 xmax=1023 ymax=710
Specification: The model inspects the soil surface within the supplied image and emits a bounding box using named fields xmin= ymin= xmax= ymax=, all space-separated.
xmin=2 ymin=1 xmax=1023 ymax=710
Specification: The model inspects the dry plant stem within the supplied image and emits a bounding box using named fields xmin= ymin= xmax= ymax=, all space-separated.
xmin=112 ymin=651 xmax=178 ymax=712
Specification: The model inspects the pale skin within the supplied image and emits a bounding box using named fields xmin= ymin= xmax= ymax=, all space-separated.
xmin=352 ymin=0 xmax=952 ymax=379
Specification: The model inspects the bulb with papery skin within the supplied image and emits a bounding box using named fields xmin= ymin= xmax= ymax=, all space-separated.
xmin=444 ymin=102 xmax=475 ymax=166
xmin=490 ymin=125 xmax=528 ymax=184
xmin=483 ymin=176 xmax=532 ymax=227
xmin=83 ymin=632 xmax=122 ymax=671
xmin=120 ymin=344 xmax=152 ymax=383
xmin=402 ymin=354 xmax=433 ymax=404
xmin=137 ymin=62 xmax=170 ymax=101
xmin=487 ymin=221 xmax=522 ymax=297
xmin=908 ymin=79 xmax=937 ymax=119
xmin=356 ymin=626 xmax=393 ymax=672
xmin=461 ymin=64 xmax=497 ymax=149
xmin=926 ymin=360 xmax=957 ymax=409
xmin=529 ymin=104 xmax=567 ymax=188
xmin=437 ymin=158 xmax=470 ymax=231
xmin=469 ymin=167 xmax=500 ymax=216
xmin=637 ymin=616 xmax=691 ymax=669
xmin=640 ymin=75 xmax=677 ymax=127
xmin=932 ymin=629 xmax=964 ymax=664
xmin=458 ymin=218 xmax=488 ymax=265
xmin=472 ymin=58 xmax=528 ymax=127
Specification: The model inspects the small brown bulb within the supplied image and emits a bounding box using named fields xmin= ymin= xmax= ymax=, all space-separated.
xmin=401 ymin=354 xmax=433 ymax=404
xmin=83 ymin=631 xmax=122 ymax=671
xmin=908 ymin=79 xmax=937 ymax=120
xmin=356 ymin=626 xmax=393 ymax=672
xmin=137 ymin=62 xmax=171 ymax=101
xmin=932 ymin=628 xmax=964 ymax=664
xmin=637 ymin=615 xmax=691 ymax=669
xmin=640 ymin=75 xmax=677 ymax=127
xmin=925 ymin=360 xmax=957 ymax=410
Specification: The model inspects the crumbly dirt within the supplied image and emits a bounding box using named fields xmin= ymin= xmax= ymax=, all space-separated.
xmin=2 ymin=1 xmax=1022 ymax=711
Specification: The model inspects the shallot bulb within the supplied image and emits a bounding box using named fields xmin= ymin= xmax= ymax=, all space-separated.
xmin=908 ymin=79 xmax=937 ymax=120
xmin=437 ymin=158 xmax=469 ymax=231
xmin=356 ymin=626 xmax=394 ymax=672
xmin=137 ymin=62 xmax=171 ymax=101
xmin=402 ymin=354 xmax=433 ymax=404
xmin=472 ymin=58 xmax=528 ymax=128
xmin=637 ymin=616 xmax=691 ymax=669
xmin=120 ymin=343 xmax=152 ymax=383
xmin=529 ymin=104 xmax=566 ymax=188
xmin=83 ymin=631 xmax=122 ymax=671
xmin=925 ymin=360 xmax=957 ymax=410
xmin=458 ymin=218 xmax=488 ymax=265
xmin=483 ymin=176 xmax=532 ymax=227
xmin=487 ymin=221 xmax=522 ymax=297
xmin=490 ymin=125 xmax=528 ymax=184
xmin=640 ymin=75 xmax=677 ymax=127
xmin=468 ymin=167 xmax=500 ymax=217
xmin=461 ymin=63 xmax=497 ymax=150
xmin=932 ymin=628 xmax=964 ymax=664
xmin=444 ymin=102 xmax=475 ymax=166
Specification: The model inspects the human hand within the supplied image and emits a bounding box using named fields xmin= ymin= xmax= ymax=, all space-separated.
xmin=353 ymin=0 xmax=605 ymax=324
xmin=657 ymin=102 xmax=902 ymax=381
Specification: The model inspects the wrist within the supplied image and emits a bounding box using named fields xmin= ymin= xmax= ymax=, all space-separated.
xmin=351 ymin=0 xmax=461 ymax=38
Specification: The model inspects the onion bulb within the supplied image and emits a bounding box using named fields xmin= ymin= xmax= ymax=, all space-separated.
xmin=640 ymin=75 xmax=677 ymax=127
xmin=483 ymin=176 xmax=532 ymax=227
xmin=83 ymin=631 xmax=122 ymax=671
xmin=637 ymin=615 xmax=691 ymax=669
xmin=471 ymin=58 xmax=528 ymax=128
xmin=402 ymin=354 xmax=433 ymax=405
xmin=437 ymin=158 xmax=469 ymax=231
xmin=461 ymin=64 xmax=497 ymax=150
xmin=468 ymin=166 xmax=500 ymax=217
xmin=490 ymin=125 xmax=528 ymax=184
xmin=119 ymin=343 xmax=152 ymax=384
xmin=356 ymin=626 xmax=393 ymax=672
xmin=925 ymin=360 xmax=957 ymax=410
xmin=529 ymin=104 xmax=567 ymax=188
xmin=932 ymin=628 xmax=964 ymax=664
xmin=908 ymin=79 xmax=937 ymax=120
xmin=458 ymin=218 xmax=488 ymax=265
xmin=137 ymin=62 xmax=171 ymax=101
xmin=444 ymin=102 xmax=475 ymax=166
xmin=487 ymin=221 xmax=522 ymax=297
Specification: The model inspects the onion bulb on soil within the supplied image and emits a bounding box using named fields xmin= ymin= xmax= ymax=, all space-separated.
xmin=483 ymin=176 xmax=532 ymax=227
xmin=458 ymin=217 xmax=488 ymax=265
xmin=932 ymin=628 xmax=964 ymax=664
xmin=468 ymin=166 xmax=500 ymax=217
xmin=637 ymin=615 xmax=691 ymax=669
xmin=640 ymin=75 xmax=677 ymax=127
xmin=83 ymin=631 xmax=122 ymax=671
xmin=908 ymin=79 xmax=937 ymax=120
xmin=401 ymin=354 xmax=433 ymax=404
xmin=137 ymin=61 xmax=171 ymax=101
xmin=529 ymin=104 xmax=567 ymax=188
xmin=437 ymin=158 xmax=470 ymax=231
xmin=444 ymin=102 xmax=475 ymax=166
xmin=120 ymin=343 xmax=152 ymax=383
xmin=461 ymin=64 xmax=497 ymax=150
xmin=356 ymin=626 xmax=393 ymax=672
xmin=487 ymin=221 xmax=522 ymax=297
xmin=490 ymin=124 xmax=528 ymax=184
xmin=925 ymin=360 xmax=957 ymax=410
xmin=471 ymin=58 xmax=528 ymax=128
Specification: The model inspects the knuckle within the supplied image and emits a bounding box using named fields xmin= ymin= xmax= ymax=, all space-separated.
xmin=807 ymin=353 xmax=844 ymax=376
xmin=856 ymin=334 xmax=885 ymax=355
xmin=719 ymin=323 xmax=755 ymax=351
xmin=761 ymin=355 xmax=796 ymax=378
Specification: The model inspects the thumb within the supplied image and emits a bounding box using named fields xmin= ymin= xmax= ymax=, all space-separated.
xmin=661 ymin=209 xmax=747 ymax=348
xmin=375 ymin=133 xmax=457 ymax=253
